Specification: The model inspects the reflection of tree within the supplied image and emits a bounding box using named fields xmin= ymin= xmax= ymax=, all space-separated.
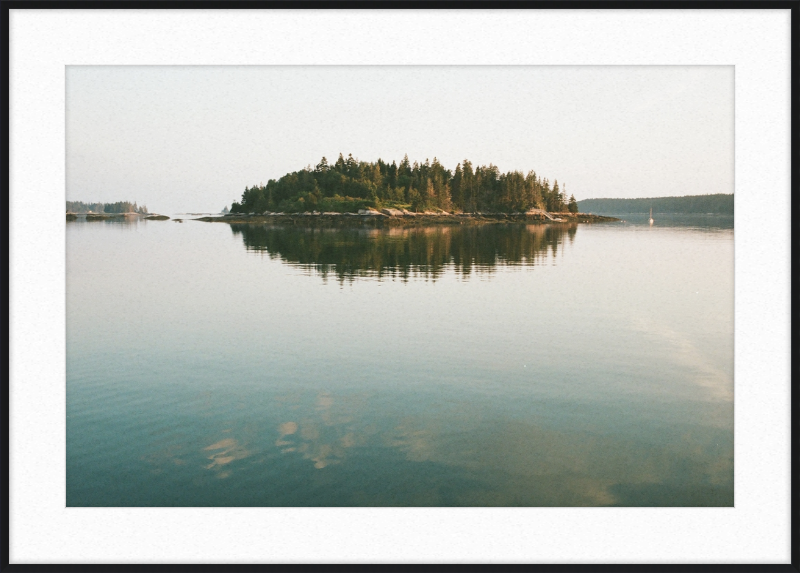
xmin=231 ymin=223 xmax=575 ymax=282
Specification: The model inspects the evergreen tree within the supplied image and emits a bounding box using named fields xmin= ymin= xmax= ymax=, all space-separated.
xmin=552 ymin=180 xmax=562 ymax=211
xmin=568 ymin=194 xmax=578 ymax=214
xmin=462 ymin=160 xmax=475 ymax=212
xmin=452 ymin=163 xmax=464 ymax=211
xmin=334 ymin=153 xmax=346 ymax=172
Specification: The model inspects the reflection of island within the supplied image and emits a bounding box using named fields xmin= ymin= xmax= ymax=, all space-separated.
xmin=231 ymin=223 xmax=577 ymax=281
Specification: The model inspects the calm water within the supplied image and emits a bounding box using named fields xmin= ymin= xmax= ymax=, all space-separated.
xmin=66 ymin=216 xmax=734 ymax=506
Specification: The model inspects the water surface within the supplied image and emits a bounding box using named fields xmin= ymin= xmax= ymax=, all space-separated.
xmin=66 ymin=216 xmax=733 ymax=506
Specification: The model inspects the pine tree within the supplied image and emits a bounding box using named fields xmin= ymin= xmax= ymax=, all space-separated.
xmin=462 ymin=160 xmax=474 ymax=212
xmin=568 ymin=194 xmax=578 ymax=214
xmin=452 ymin=163 xmax=463 ymax=211
xmin=334 ymin=153 xmax=346 ymax=172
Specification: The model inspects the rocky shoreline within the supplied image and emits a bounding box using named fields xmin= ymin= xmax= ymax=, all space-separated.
xmin=196 ymin=210 xmax=618 ymax=226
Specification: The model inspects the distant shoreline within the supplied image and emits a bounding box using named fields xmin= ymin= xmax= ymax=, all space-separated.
xmin=66 ymin=212 xmax=145 ymax=221
xmin=66 ymin=212 xmax=170 ymax=221
xmin=578 ymin=194 xmax=733 ymax=215
xmin=195 ymin=211 xmax=619 ymax=226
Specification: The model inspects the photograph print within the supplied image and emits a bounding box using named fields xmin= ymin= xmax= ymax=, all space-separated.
xmin=66 ymin=65 xmax=734 ymax=507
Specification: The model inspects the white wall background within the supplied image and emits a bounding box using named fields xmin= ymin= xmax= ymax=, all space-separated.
xmin=9 ymin=9 xmax=791 ymax=564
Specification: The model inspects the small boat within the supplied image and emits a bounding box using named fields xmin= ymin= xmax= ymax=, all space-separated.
xmin=649 ymin=207 xmax=654 ymax=225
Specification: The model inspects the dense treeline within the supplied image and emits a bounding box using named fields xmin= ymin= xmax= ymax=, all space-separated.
xmin=231 ymin=154 xmax=578 ymax=215
xmin=66 ymin=201 xmax=148 ymax=214
xmin=578 ymin=194 xmax=733 ymax=215
xmin=66 ymin=201 xmax=105 ymax=213
xmin=103 ymin=201 xmax=148 ymax=214
xmin=231 ymin=223 xmax=575 ymax=282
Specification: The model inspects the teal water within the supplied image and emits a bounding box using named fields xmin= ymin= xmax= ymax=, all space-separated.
xmin=66 ymin=216 xmax=734 ymax=506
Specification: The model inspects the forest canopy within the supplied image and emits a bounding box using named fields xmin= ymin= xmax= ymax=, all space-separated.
xmin=230 ymin=154 xmax=578 ymax=215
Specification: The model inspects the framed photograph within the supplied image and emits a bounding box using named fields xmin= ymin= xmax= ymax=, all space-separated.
xmin=5 ymin=6 xmax=793 ymax=566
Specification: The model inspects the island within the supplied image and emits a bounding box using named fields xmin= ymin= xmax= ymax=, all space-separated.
xmin=67 ymin=200 xmax=154 ymax=221
xmin=198 ymin=154 xmax=618 ymax=226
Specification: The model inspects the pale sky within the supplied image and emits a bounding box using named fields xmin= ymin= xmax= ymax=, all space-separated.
xmin=66 ymin=66 xmax=733 ymax=214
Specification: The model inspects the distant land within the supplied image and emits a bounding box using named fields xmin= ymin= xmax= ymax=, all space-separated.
xmin=577 ymin=194 xmax=733 ymax=215
xmin=67 ymin=200 xmax=148 ymax=214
